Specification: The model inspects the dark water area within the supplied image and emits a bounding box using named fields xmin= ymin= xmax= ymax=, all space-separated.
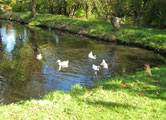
xmin=0 ymin=20 xmax=165 ymax=104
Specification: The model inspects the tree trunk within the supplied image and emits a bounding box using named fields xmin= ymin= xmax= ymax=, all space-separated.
xmin=69 ymin=6 xmax=75 ymax=17
xmin=49 ymin=0 xmax=54 ymax=14
xmin=32 ymin=0 xmax=36 ymax=17
xmin=63 ymin=0 xmax=67 ymax=15
xmin=85 ymin=4 xmax=89 ymax=19
xmin=133 ymin=0 xmax=148 ymax=26
xmin=134 ymin=15 xmax=141 ymax=26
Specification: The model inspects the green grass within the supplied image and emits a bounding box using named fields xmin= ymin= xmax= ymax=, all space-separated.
xmin=0 ymin=66 xmax=165 ymax=120
xmin=116 ymin=24 xmax=166 ymax=50
xmin=1 ymin=12 xmax=166 ymax=50
xmin=0 ymin=12 xmax=32 ymax=23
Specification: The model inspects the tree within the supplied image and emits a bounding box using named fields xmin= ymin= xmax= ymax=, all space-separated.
xmin=82 ymin=0 xmax=95 ymax=19
xmin=142 ymin=0 xmax=166 ymax=28
xmin=32 ymin=0 xmax=36 ymax=17
xmin=98 ymin=0 xmax=114 ymax=19
xmin=131 ymin=0 xmax=149 ymax=26
xmin=65 ymin=0 xmax=79 ymax=17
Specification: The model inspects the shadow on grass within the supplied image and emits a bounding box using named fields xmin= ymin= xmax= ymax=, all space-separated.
xmin=100 ymin=67 xmax=166 ymax=100
xmin=86 ymin=100 xmax=136 ymax=110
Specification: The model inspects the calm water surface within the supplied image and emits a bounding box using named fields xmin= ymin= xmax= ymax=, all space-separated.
xmin=0 ymin=20 xmax=165 ymax=104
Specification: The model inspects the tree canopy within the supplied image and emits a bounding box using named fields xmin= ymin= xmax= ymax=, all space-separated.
xmin=0 ymin=0 xmax=166 ymax=28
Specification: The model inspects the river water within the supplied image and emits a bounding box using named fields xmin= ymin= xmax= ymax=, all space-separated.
xmin=0 ymin=20 xmax=165 ymax=104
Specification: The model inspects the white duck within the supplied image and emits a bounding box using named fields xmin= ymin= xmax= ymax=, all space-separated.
xmin=92 ymin=64 xmax=100 ymax=76
xmin=36 ymin=54 xmax=42 ymax=60
xmin=56 ymin=60 xmax=69 ymax=67
xmin=100 ymin=59 xmax=108 ymax=69
xmin=88 ymin=51 xmax=96 ymax=59
xmin=56 ymin=60 xmax=69 ymax=71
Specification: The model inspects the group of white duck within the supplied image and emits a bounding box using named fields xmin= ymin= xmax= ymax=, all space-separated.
xmin=88 ymin=51 xmax=108 ymax=76
xmin=36 ymin=51 xmax=108 ymax=75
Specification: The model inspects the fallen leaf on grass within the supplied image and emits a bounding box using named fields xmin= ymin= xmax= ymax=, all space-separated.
xmin=140 ymin=93 xmax=144 ymax=96
xmin=99 ymin=109 xmax=106 ymax=112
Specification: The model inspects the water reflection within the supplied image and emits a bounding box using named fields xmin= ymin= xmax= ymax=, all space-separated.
xmin=0 ymin=20 xmax=165 ymax=104
xmin=56 ymin=36 xmax=59 ymax=44
xmin=1 ymin=26 xmax=16 ymax=53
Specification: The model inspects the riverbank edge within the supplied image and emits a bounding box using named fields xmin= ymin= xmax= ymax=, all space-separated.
xmin=0 ymin=12 xmax=166 ymax=56
xmin=0 ymin=66 xmax=165 ymax=119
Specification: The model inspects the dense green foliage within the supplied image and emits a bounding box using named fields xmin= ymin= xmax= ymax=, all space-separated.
xmin=0 ymin=66 xmax=165 ymax=119
xmin=0 ymin=0 xmax=166 ymax=28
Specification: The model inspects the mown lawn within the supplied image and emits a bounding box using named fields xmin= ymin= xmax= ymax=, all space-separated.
xmin=0 ymin=66 xmax=165 ymax=120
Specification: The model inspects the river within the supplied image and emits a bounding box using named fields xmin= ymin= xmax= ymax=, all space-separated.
xmin=0 ymin=20 xmax=165 ymax=104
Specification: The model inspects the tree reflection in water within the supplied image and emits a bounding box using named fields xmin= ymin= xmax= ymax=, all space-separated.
xmin=0 ymin=20 xmax=165 ymax=104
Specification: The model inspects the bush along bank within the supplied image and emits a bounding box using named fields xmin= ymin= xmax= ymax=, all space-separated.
xmin=0 ymin=12 xmax=166 ymax=56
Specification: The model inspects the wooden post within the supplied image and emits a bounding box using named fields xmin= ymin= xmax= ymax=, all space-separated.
xmin=144 ymin=64 xmax=152 ymax=75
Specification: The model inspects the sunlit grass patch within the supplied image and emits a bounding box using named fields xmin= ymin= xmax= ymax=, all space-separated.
xmin=0 ymin=66 xmax=165 ymax=120
xmin=115 ymin=25 xmax=166 ymax=49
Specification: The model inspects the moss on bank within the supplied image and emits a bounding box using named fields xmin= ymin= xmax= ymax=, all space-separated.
xmin=0 ymin=66 xmax=165 ymax=120
xmin=0 ymin=12 xmax=166 ymax=55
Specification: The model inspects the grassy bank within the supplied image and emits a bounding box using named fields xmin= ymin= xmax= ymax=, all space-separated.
xmin=0 ymin=12 xmax=166 ymax=54
xmin=0 ymin=66 xmax=165 ymax=120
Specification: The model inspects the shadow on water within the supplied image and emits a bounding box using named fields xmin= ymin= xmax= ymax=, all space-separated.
xmin=0 ymin=20 xmax=165 ymax=104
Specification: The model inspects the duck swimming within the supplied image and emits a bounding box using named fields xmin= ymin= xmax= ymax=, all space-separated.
xmin=92 ymin=64 xmax=100 ymax=76
xmin=100 ymin=59 xmax=108 ymax=69
xmin=56 ymin=60 xmax=69 ymax=67
xmin=88 ymin=51 xmax=96 ymax=59
xmin=36 ymin=54 xmax=42 ymax=60
xmin=56 ymin=60 xmax=69 ymax=71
